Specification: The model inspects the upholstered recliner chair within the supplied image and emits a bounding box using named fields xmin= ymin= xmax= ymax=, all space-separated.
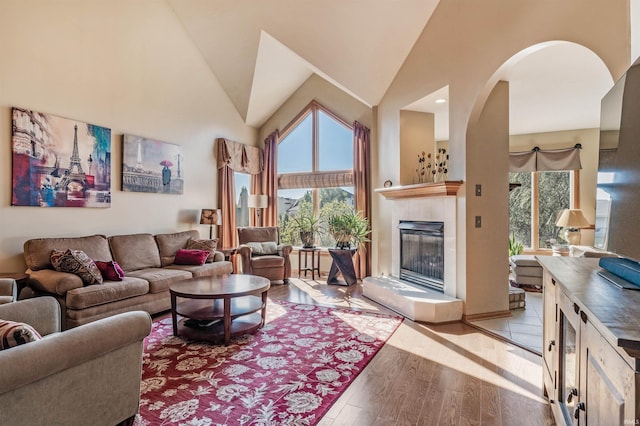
xmin=0 ymin=278 xmax=17 ymax=304
xmin=237 ymin=226 xmax=292 ymax=284
xmin=0 ymin=297 xmax=151 ymax=426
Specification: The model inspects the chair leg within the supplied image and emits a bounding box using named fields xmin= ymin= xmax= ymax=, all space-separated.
xmin=116 ymin=414 xmax=136 ymax=426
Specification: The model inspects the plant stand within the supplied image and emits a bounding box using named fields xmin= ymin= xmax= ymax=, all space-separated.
xmin=327 ymin=248 xmax=357 ymax=286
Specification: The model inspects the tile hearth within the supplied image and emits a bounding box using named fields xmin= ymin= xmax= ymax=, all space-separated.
xmin=362 ymin=276 xmax=463 ymax=323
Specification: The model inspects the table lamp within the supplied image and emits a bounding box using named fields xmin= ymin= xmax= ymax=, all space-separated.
xmin=247 ymin=194 xmax=268 ymax=226
xmin=555 ymin=209 xmax=590 ymax=245
xmin=200 ymin=208 xmax=221 ymax=239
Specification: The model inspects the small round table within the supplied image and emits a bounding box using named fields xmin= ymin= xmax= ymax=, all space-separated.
xmin=298 ymin=247 xmax=321 ymax=280
xmin=170 ymin=274 xmax=270 ymax=345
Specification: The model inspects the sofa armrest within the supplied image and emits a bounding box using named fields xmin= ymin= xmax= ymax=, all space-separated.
xmin=27 ymin=268 xmax=83 ymax=296
xmin=0 ymin=297 xmax=61 ymax=336
xmin=213 ymin=250 xmax=225 ymax=262
xmin=277 ymin=244 xmax=293 ymax=257
xmin=0 ymin=279 xmax=17 ymax=302
xmin=0 ymin=310 xmax=151 ymax=395
xmin=237 ymin=245 xmax=253 ymax=274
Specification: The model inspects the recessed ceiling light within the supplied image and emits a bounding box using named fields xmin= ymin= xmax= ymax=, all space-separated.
xmin=435 ymin=99 xmax=447 ymax=104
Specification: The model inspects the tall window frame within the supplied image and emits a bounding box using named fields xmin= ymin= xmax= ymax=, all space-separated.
xmin=277 ymin=101 xmax=355 ymax=247
xmin=510 ymin=169 xmax=580 ymax=252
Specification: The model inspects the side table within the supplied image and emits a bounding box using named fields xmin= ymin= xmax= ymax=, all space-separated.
xmin=219 ymin=247 xmax=238 ymax=273
xmin=298 ymin=247 xmax=321 ymax=280
xmin=0 ymin=272 xmax=29 ymax=301
xmin=327 ymin=248 xmax=357 ymax=286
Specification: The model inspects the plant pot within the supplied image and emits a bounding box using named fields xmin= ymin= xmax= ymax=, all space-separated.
xmin=335 ymin=234 xmax=352 ymax=250
xmin=299 ymin=231 xmax=315 ymax=248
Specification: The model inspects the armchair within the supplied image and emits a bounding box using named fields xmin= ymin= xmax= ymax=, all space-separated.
xmin=0 ymin=278 xmax=17 ymax=304
xmin=237 ymin=226 xmax=292 ymax=284
xmin=0 ymin=297 xmax=152 ymax=426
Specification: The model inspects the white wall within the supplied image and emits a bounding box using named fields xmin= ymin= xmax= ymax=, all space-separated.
xmin=0 ymin=1 xmax=256 ymax=271
xmin=259 ymin=74 xmax=372 ymax=143
xmin=375 ymin=0 xmax=630 ymax=316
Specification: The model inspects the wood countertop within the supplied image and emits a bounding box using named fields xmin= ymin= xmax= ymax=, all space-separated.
xmin=537 ymin=256 xmax=640 ymax=360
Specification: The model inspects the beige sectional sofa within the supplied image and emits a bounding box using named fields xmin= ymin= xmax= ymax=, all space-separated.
xmin=0 ymin=297 xmax=151 ymax=426
xmin=23 ymin=230 xmax=232 ymax=329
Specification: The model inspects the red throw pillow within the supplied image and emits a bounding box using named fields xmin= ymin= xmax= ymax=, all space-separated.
xmin=94 ymin=260 xmax=125 ymax=281
xmin=174 ymin=249 xmax=209 ymax=265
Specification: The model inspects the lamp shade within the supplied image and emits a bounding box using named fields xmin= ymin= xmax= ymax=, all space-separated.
xmin=555 ymin=209 xmax=590 ymax=229
xmin=200 ymin=209 xmax=221 ymax=225
xmin=247 ymin=194 xmax=268 ymax=209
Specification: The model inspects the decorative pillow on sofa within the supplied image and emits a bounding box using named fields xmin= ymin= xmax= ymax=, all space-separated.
xmin=245 ymin=241 xmax=278 ymax=255
xmin=174 ymin=249 xmax=210 ymax=265
xmin=51 ymin=249 xmax=103 ymax=285
xmin=0 ymin=319 xmax=42 ymax=350
xmin=186 ymin=238 xmax=218 ymax=263
xmin=94 ymin=260 xmax=125 ymax=281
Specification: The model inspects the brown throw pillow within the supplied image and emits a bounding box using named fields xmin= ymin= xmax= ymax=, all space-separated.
xmin=0 ymin=320 xmax=42 ymax=350
xmin=51 ymin=249 xmax=103 ymax=285
xmin=186 ymin=238 xmax=218 ymax=263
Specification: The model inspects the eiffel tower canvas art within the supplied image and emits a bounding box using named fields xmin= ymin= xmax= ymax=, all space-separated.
xmin=11 ymin=107 xmax=111 ymax=208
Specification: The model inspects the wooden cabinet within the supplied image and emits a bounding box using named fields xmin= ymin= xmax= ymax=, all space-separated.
xmin=538 ymin=257 xmax=640 ymax=426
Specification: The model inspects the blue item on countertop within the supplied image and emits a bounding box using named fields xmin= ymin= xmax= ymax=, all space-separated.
xmin=599 ymin=256 xmax=640 ymax=287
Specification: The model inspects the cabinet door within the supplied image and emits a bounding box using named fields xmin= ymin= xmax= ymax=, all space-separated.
xmin=580 ymin=316 xmax=636 ymax=425
xmin=558 ymin=290 xmax=581 ymax=425
xmin=542 ymin=271 xmax=558 ymax=400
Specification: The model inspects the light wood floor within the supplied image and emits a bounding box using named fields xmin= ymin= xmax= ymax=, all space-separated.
xmin=269 ymin=278 xmax=556 ymax=426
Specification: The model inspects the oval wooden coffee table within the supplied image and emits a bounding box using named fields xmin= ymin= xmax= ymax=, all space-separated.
xmin=170 ymin=274 xmax=270 ymax=345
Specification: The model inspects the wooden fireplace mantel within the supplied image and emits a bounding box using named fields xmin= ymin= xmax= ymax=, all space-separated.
xmin=375 ymin=181 xmax=463 ymax=199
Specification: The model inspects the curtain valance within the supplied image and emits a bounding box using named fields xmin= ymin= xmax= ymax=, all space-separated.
xmin=509 ymin=144 xmax=582 ymax=172
xmin=278 ymin=171 xmax=354 ymax=190
xmin=216 ymin=138 xmax=263 ymax=175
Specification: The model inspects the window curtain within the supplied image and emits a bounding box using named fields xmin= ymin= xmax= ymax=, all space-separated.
xmin=509 ymin=144 xmax=582 ymax=172
xmin=353 ymin=121 xmax=371 ymax=279
xmin=262 ymin=131 xmax=279 ymax=227
xmin=216 ymin=138 xmax=264 ymax=248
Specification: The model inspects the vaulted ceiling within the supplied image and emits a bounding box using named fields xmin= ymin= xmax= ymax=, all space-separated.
xmin=168 ymin=1 xmax=614 ymax=139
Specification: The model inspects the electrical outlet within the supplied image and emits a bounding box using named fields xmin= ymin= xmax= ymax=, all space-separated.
xmin=475 ymin=184 xmax=482 ymax=196
xmin=475 ymin=216 xmax=482 ymax=228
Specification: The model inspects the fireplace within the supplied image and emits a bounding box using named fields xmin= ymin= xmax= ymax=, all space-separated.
xmin=399 ymin=220 xmax=444 ymax=291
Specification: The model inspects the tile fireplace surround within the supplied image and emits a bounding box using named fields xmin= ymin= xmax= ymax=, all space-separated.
xmin=364 ymin=181 xmax=463 ymax=323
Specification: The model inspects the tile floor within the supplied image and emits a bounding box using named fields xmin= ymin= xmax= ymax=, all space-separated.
xmin=468 ymin=291 xmax=543 ymax=355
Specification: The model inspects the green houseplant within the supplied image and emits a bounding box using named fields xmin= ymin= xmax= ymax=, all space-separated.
xmin=509 ymin=231 xmax=524 ymax=256
xmin=291 ymin=211 xmax=321 ymax=248
xmin=327 ymin=211 xmax=371 ymax=250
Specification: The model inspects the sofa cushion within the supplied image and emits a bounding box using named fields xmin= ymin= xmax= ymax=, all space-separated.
xmin=185 ymin=238 xmax=218 ymax=263
xmin=125 ymin=268 xmax=192 ymax=294
xmin=24 ymin=235 xmax=111 ymax=271
xmin=51 ymin=249 xmax=103 ymax=285
xmin=0 ymin=320 xmax=42 ymax=350
xmin=155 ymin=230 xmax=201 ymax=267
xmin=510 ymin=255 xmax=540 ymax=267
xmin=174 ymin=249 xmax=209 ymax=265
xmin=166 ymin=261 xmax=233 ymax=278
xmin=246 ymin=241 xmax=278 ymax=255
xmin=251 ymin=255 xmax=285 ymax=268
xmin=94 ymin=261 xmax=125 ymax=281
xmin=65 ymin=277 xmax=149 ymax=310
xmin=108 ymin=234 xmax=161 ymax=272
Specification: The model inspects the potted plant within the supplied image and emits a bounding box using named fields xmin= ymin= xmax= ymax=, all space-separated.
xmin=291 ymin=211 xmax=321 ymax=248
xmin=508 ymin=231 xmax=524 ymax=256
xmin=327 ymin=211 xmax=371 ymax=250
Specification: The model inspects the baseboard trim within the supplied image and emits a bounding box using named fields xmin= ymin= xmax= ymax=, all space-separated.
xmin=463 ymin=310 xmax=512 ymax=322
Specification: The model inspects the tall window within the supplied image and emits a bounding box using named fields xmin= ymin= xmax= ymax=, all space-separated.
xmin=510 ymin=170 xmax=573 ymax=250
xmin=277 ymin=102 xmax=354 ymax=247
xmin=234 ymin=172 xmax=250 ymax=227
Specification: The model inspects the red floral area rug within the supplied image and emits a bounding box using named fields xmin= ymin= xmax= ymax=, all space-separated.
xmin=134 ymin=300 xmax=402 ymax=426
